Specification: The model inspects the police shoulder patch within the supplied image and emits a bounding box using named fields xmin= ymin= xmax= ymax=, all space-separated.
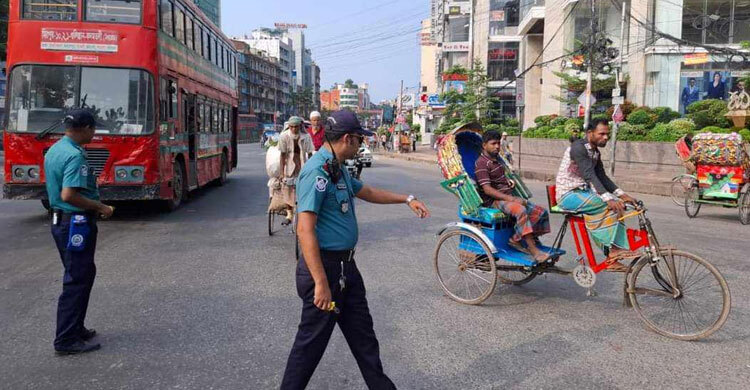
xmin=80 ymin=165 xmax=89 ymax=177
xmin=315 ymin=176 xmax=328 ymax=192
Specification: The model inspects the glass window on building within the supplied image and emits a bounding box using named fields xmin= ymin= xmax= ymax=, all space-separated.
xmin=488 ymin=87 xmax=517 ymax=120
xmin=446 ymin=15 xmax=470 ymax=42
xmin=680 ymin=0 xmax=744 ymax=44
xmin=85 ymin=0 xmax=142 ymax=24
xmin=23 ymin=0 xmax=77 ymax=21
xmin=490 ymin=0 xmax=519 ymax=36
xmin=174 ymin=8 xmax=185 ymax=43
xmin=160 ymin=0 xmax=173 ymax=36
xmin=445 ymin=52 xmax=469 ymax=69
xmin=487 ymin=42 xmax=519 ymax=81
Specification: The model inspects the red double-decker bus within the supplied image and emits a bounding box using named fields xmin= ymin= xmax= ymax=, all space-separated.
xmin=3 ymin=0 xmax=238 ymax=210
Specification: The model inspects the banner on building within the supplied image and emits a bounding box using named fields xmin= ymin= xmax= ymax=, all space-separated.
xmin=490 ymin=10 xmax=505 ymax=22
xmin=442 ymin=42 xmax=470 ymax=52
xmin=683 ymin=53 xmax=709 ymax=65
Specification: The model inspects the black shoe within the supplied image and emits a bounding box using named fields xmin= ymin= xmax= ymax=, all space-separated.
xmin=81 ymin=327 xmax=97 ymax=341
xmin=55 ymin=340 xmax=101 ymax=355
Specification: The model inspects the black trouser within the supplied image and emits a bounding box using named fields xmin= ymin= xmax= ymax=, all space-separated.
xmin=281 ymin=250 xmax=396 ymax=390
xmin=50 ymin=212 xmax=98 ymax=348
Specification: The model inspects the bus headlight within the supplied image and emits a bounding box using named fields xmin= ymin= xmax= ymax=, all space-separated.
xmin=13 ymin=167 xmax=26 ymax=179
xmin=27 ymin=167 xmax=39 ymax=179
xmin=12 ymin=165 xmax=41 ymax=182
xmin=114 ymin=166 xmax=145 ymax=183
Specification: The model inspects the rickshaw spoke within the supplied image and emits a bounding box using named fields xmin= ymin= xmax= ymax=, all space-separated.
xmin=434 ymin=230 xmax=497 ymax=305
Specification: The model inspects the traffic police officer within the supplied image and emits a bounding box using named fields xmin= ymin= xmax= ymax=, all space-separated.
xmin=44 ymin=109 xmax=114 ymax=355
xmin=281 ymin=110 xmax=430 ymax=389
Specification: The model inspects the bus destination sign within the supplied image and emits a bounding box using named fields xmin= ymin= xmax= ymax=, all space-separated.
xmin=41 ymin=28 xmax=119 ymax=53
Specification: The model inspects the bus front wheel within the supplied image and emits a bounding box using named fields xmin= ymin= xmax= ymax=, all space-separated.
xmin=165 ymin=161 xmax=186 ymax=211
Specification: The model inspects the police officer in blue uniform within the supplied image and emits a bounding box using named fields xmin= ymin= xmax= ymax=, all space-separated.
xmin=44 ymin=109 xmax=114 ymax=355
xmin=281 ymin=110 xmax=430 ymax=389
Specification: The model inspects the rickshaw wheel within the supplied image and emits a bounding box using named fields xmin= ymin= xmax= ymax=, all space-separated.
xmin=739 ymin=186 xmax=750 ymax=225
xmin=494 ymin=256 xmax=537 ymax=285
xmin=684 ymin=185 xmax=701 ymax=218
xmin=628 ymin=249 xmax=731 ymax=340
xmin=434 ymin=230 xmax=498 ymax=305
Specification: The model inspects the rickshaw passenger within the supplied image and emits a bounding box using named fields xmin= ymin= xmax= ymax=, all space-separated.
xmin=475 ymin=130 xmax=551 ymax=262
xmin=555 ymin=119 xmax=639 ymax=272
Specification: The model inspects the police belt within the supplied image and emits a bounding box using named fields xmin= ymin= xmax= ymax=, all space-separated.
xmin=51 ymin=209 xmax=98 ymax=223
xmin=319 ymin=249 xmax=356 ymax=263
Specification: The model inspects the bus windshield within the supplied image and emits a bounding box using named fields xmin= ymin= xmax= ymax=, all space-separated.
xmin=8 ymin=65 xmax=154 ymax=135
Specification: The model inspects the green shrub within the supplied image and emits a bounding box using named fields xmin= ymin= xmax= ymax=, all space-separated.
xmin=522 ymin=128 xmax=537 ymax=138
xmin=617 ymin=122 xmax=648 ymax=141
xmin=564 ymin=121 xmax=582 ymax=134
xmin=729 ymin=126 xmax=746 ymax=134
xmin=550 ymin=117 xmax=567 ymax=127
xmin=534 ymin=125 xmax=552 ymax=138
xmin=667 ymin=118 xmax=695 ymax=136
xmin=698 ymin=126 xmax=724 ymax=134
xmin=686 ymin=99 xmax=731 ymax=128
xmin=484 ymin=123 xmax=501 ymax=133
xmin=505 ymin=118 xmax=520 ymax=127
xmin=652 ymin=106 xmax=681 ymax=123
xmin=646 ymin=123 xmax=678 ymax=142
xmin=592 ymin=113 xmax=610 ymax=122
xmin=501 ymin=125 xmax=520 ymax=136
xmin=626 ymin=108 xmax=658 ymax=128
xmin=533 ymin=114 xmax=558 ymax=127
xmin=739 ymin=129 xmax=750 ymax=141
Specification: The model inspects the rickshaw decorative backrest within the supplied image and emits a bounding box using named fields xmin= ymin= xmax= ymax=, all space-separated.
xmin=691 ymin=132 xmax=749 ymax=167
xmin=437 ymin=129 xmax=484 ymax=215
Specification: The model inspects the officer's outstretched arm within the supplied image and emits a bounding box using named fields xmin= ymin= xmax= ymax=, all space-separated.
xmin=297 ymin=211 xmax=332 ymax=311
xmin=356 ymin=185 xmax=430 ymax=218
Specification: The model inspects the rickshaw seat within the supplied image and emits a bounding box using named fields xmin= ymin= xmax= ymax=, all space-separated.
xmin=459 ymin=206 xmax=513 ymax=226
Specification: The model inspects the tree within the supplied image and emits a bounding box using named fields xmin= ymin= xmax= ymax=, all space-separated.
xmin=436 ymin=60 xmax=501 ymax=134
xmin=289 ymin=87 xmax=314 ymax=117
xmin=0 ymin=0 xmax=7 ymax=61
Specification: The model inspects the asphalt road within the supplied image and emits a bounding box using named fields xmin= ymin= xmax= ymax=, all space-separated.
xmin=1 ymin=144 xmax=749 ymax=389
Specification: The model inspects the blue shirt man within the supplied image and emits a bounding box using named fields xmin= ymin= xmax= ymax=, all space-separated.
xmin=682 ymin=78 xmax=700 ymax=113
xmin=43 ymin=109 xmax=113 ymax=355
xmin=281 ymin=110 xmax=430 ymax=390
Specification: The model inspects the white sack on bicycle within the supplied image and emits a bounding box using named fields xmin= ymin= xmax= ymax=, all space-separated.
xmin=266 ymin=145 xmax=281 ymax=178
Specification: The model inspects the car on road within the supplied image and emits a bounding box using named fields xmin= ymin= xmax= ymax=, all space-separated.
xmin=359 ymin=146 xmax=373 ymax=167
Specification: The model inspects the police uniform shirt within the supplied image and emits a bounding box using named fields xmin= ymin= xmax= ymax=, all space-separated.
xmin=297 ymin=147 xmax=363 ymax=251
xmin=44 ymin=136 xmax=100 ymax=212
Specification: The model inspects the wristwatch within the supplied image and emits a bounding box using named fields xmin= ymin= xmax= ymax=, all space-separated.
xmin=405 ymin=194 xmax=416 ymax=205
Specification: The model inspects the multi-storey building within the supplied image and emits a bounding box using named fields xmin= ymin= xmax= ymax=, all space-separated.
xmin=233 ymin=40 xmax=287 ymax=124
xmin=516 ymin=0 xmax=750 ymax=129
xmin=192 ymin=0 xmax=221 ymax=27
xmin=321 ymin=89 xmax=341 ymax=111
xmin=321 ymin=82 xmax=371 ymax=111
xmin=312 ymin=63 xmax=321 ymax=111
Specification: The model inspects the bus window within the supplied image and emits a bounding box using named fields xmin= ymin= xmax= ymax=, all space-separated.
xmin=85 ymin=0 xmax=142 ymax=24
xmin=160 ymin=78 xmax=168 ymax=120
xmin=79 ymin=68 xmax=154 ymax=134
xmin=160 ymin=0 xmax=174 ymax=36
xmin=196 ymin=100 xmax=203 ymax=132
xmin=224 ymin=107 xmax=229 ymax=133
xmin=168 ymin=80 xmax=177 ymax=120
xmin=7 ymin=65 xmax=77 ymax=133
xmin=207 ymin=35 xmax=212 ymax=62
xmin=186 ymin=17 xmax=194 ymax=50
xmin=174 ymin=8 xmax=185 ymax=43
xmin=22 ymin=0 xmax=77 ymax=21
xmin=212 ymin=102 xmax=219 ymax=133
xmin=212 ymin=38 xmax=219 ymax=66
xmin=221 ymin=47 xmax=225 ymax=70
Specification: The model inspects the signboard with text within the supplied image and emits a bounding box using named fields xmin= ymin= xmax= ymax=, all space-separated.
xmin=274 ymin=23 xmax=307 ymax=29
xmin=442 ymin=42 xmax=470 ymax=52
xmin=41 ymin=28 xmax=118 ymax=53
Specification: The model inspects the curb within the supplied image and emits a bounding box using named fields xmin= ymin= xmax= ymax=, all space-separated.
xmin=375 ymin=152 xmax=673 ymax=197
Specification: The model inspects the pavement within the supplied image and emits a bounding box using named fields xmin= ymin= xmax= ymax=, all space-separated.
xmin=374 ymin=146 xmax=678 ymax=197
xmin=1 ymin=143 xmax=749 ymax=389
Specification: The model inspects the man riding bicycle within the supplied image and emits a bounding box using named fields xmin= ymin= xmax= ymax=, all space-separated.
xmin=555 ymin=119 xmax=639 ymax=272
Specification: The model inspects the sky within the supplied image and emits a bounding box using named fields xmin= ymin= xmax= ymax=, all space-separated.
xmin=221 ymin=0 xmax=429 ymax=103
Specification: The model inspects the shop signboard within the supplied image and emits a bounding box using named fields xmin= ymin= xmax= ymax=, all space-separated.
xmin=443 ymin=42 xmax=470 ymax=52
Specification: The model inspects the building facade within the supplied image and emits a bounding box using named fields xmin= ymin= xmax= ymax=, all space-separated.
xmin=192 ymin=0 xmax=221 ymax=27
xmin=233 ymin=40 xmax=287 ymax=124
xmin=515 ymin=0 xmax=750 ymax=129
xmin=321 ymin=82 xmax=371 ymax=111
xmin=320 ymin=89 xmax=341 ymax=111
xmin=235 ymin=29 xmax=294 ymax=117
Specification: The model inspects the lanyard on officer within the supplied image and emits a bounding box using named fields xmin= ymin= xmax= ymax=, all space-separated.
xmin=324 ymin=135 xmax=352 ymax=215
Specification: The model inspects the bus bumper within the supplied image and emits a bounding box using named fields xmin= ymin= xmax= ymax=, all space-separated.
xmin=3 ymin=184 xmax=161 ymax=201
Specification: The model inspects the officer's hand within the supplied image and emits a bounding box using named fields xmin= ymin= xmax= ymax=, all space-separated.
xmin=408 ymin=200 xmax=430 ymax=219
xmin=313 ymin=283 xmax=332 ymax=312
xmin=607 ymin=200 xmax=626 ymax=217
xmin=99 ymin=205 xmax=114 ymax=219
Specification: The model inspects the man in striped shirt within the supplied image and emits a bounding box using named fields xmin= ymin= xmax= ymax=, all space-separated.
xmin=475 ymin=131 xmax=551 ymax=262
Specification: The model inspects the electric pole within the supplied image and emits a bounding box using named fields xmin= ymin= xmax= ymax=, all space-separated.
xmin=582 ymin=0 xmax=595 ymax=132
xmin=609 ymin=2 xmax=627 ymax=176
xmin=398 ymin=79 xmax=404 ymax=116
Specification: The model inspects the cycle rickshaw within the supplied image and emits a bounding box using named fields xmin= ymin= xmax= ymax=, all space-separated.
xmin=684 ymin=132 xmax=750 ymax=225
xmin=433 ymin=124 xmax=730 ymax=340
